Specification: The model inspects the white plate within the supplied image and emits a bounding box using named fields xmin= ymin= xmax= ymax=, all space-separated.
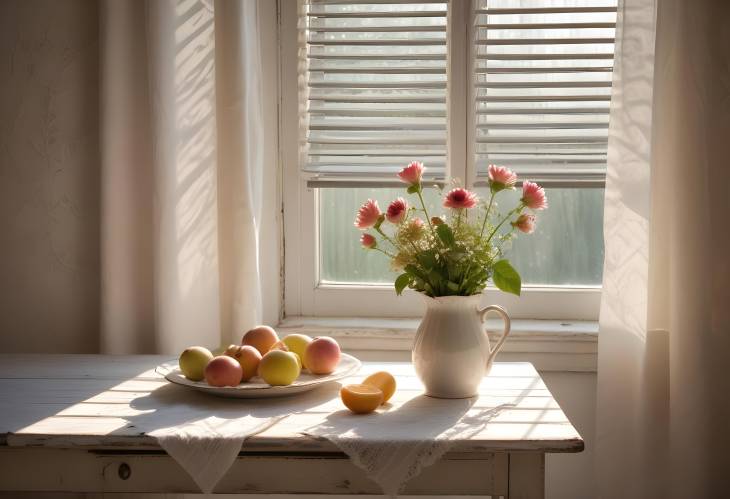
xmin=157 ymin=353 xmax=361 ymax=398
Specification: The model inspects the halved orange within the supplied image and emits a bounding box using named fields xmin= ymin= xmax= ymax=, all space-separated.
xmin=362 ymin=371 xmax=396 ymax=404
xmin=340 ymin=384 xmax=384 ymax=414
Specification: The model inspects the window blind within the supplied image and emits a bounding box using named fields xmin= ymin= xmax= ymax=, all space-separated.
xmin=301 ymin=0 xmax=449 ymax=185
xmin=473 ymin=0 xmax=617 ymax=186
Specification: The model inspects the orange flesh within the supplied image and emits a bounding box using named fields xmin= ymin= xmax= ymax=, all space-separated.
xmin=340 ymin=384 xmax=384 ymax=414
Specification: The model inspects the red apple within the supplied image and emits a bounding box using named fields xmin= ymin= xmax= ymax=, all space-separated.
xmin=304 ymin=336 xmax=341 ymax=375
xmin=242 ymin=325 xmax=279 ymax=356
xmin=204 ymin=355 xmax=243 ymax=387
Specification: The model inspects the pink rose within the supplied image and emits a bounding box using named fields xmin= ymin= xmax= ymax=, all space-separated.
xmin=398 ymin=161 xmax=425 ymax=186
xmin=386 ymin=197 xmax=408 ymax=224
xmin=354 ymin=199 xmax=382 ymax=229
xmin=512 ymin=214 xmax=536 ymax=234
xmin=488 ymin=164 xmax=517 ymax=190
xmin=443 ymin=188 xmax=479 ymax=209
xmin=360 ymin=233 xmax=377 ymax=249
xmin=521 ymin=181 xmax=548 ymax=210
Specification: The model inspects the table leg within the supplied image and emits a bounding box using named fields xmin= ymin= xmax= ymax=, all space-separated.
xmin=507 ymin=452 xmax=545 ymax=499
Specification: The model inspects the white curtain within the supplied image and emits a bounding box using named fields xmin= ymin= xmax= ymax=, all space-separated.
xmin=99 ymin=0 xmax=280 ymax=355
xmin=596 ymin=0 xmax=730 ymax=497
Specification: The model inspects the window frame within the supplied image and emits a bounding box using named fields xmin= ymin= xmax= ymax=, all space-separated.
xmin=279 ymin=0 xmax=603 ymax=321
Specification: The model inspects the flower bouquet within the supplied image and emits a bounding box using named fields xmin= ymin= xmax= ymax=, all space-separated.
xmin=354 ymin=162 xmax=548 ymax=297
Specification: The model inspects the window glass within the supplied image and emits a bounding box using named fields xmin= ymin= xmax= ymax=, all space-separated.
xmin=319 ymin=186 xmax=604 ymax=286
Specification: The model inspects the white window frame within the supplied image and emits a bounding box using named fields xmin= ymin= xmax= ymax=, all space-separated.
xmin=278 ymin=0 xmax=602 ymax=321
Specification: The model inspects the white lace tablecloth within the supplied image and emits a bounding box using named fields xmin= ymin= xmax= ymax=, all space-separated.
xmin=139 ymin=362 xmax=512 ymax=495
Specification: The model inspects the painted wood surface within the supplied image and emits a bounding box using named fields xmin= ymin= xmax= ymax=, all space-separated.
xmin=0 ymin=355 xmax=580 ymax=497
xmin=0 ymin=355 xmax=583 ymax=453
xmin=0 ymin=448 xmax=510 ymax=495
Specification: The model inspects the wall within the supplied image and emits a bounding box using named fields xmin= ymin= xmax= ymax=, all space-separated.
xmin=542 ymin=371 xmax=597 ymax=499
xmin=0 ymin=0 xmax=101 ymax=353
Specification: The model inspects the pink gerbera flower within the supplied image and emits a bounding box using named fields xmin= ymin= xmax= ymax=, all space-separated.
xmin=488 ymin=164 xmax=517 ymax=190
xmin=360 ymin=233 xmax=377 ymax=249
xmin=354 ymin=199 xmax=382 ymax=229
xmin=398 ymin=161 xmax=425 ymax=186
xmin=443 ymin=188 xmax=479 ymax=209
xmin=521 ymin=181 xmax=548 ymax=210
xmin=512 ymin=214 xmax=536 ymax=234
xmin=386 ymin=198 xmax=409 ymax=224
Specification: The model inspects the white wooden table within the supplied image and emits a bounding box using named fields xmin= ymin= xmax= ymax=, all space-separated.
xmin=0 ymin=355 xmax=582 ymax=497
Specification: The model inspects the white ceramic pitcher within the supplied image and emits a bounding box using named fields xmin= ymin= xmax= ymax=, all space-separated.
xmin=412 ymin=294 xmax=511 ymax=398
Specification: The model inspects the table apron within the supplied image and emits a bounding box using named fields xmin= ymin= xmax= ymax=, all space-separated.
xmin=0 ymin=447 xmax=547 ymax=496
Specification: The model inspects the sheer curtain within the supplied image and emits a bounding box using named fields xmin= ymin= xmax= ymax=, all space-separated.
xmin=596 ymin=0 xmax=730 ymax=497
xmin=99 ymin=0 xmax=280 ymax=355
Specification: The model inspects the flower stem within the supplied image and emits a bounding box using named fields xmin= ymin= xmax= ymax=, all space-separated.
xmin=375 ymin=226 xmax=397 ymax=248
xmin=373 ymin=247 xmax=396 ymax=259
xmin=416 ymin=188 xmax=436 ymax=237
xmin=485 ymin=205 xmax=523 ymax=245
xmin=479 ymin=192 xmax=496 ymax=238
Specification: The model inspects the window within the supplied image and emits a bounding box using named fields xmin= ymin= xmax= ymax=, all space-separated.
xmin=280 ymin=0 xmax=616 ymax=320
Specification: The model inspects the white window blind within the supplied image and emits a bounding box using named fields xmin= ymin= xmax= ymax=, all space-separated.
xmin=473 ymin=0 xmax=617 ymax=187
xmin=301 ymin=0 xmax=449 ymax=186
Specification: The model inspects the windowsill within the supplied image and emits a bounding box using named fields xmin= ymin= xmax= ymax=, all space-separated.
xmin=278 ymin=316 xmax=598 ymax=373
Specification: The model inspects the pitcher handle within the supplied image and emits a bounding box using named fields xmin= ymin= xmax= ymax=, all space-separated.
xmin=478 ymin=305 xmax=511 ymax=364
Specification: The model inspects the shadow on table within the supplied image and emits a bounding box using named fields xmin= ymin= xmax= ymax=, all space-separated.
xmin=305 ymin=394 xmax=514 ymax=442
xmin=114 ymin=380 xmax=342 ymax=438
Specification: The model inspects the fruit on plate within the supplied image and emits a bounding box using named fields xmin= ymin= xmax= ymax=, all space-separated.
xmin=282 ymin=334 xmax=313 ymax=367
xmin=304 ymin=336 xmax=341 ymax=374
xmin=268 ymin=340 xmax=289 ymax=352
xmin=204 ymin=355 xmax=243 ymax=387
xmin=242 ymin=325 xmax=279 ymax=356
xmin=224 ymin=344 xmax=262 ymax=382
xmin=340 ymin=384 xmax=383 ymax=414
xmin=259 ymin=350 xmax=301 ymax=386
xmin=178 ymin=346 xmax=214 ymax=381
xmin=267 ymin=341 xmax=302 ymax=369
xmin=362 ymin=371 xmax=396 ymax=404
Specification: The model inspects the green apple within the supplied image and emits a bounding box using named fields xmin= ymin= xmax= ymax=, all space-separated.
xmin=179 ymin=346 xmax=214 ymax=381
xmin=282 ymin=334 xmax=313 ymax=367
xmin=258 ymin=350 xmax=301 ymax=386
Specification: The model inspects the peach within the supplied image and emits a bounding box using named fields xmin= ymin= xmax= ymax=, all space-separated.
xmin=340 ymin=384 xmax=383 ymax=414
xmin=178 ymin=346 xmax=214 ymax=381
xmin=362 ymin=371 xmax=396 ymax=404
xmin=224 ymin=344 xmax=262 ymax=382
xmin=204 ymin=355 xmax=243 ymax=387
xmin=268 ymin=340 xmax=289 ymax=352
xmin=242 ymin=325 xmax=279 ymax=356
xmin=304 ymin=336 xmax=341 ymax=375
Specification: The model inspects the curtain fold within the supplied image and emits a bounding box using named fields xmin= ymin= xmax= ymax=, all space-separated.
xmin=100 ymin=0 xmax=279 ymax=355
xmin=596 ymin=0 xmax=730 ymax=497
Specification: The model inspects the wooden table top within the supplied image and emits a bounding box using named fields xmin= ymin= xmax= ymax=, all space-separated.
xmin=0 ymin=354 xmax=583 ymax=454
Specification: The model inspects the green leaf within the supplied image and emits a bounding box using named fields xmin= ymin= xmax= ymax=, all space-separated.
xmin=404 ymin=264 xmax=425 ymax=280
xmin=406 ymin=184 xmax=421 ymax=194
xmin=446 ymin=281 xmax=460 ymax=292
xmin=492 ymin=259 xmax=521 ymax=296
xmin=394 ymin=273 xmax=411 ymax=296
xmin=435 ymin=223 xmax=455 ymax=247
xmin=416 ymin=250 xmax=437 ymax=269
